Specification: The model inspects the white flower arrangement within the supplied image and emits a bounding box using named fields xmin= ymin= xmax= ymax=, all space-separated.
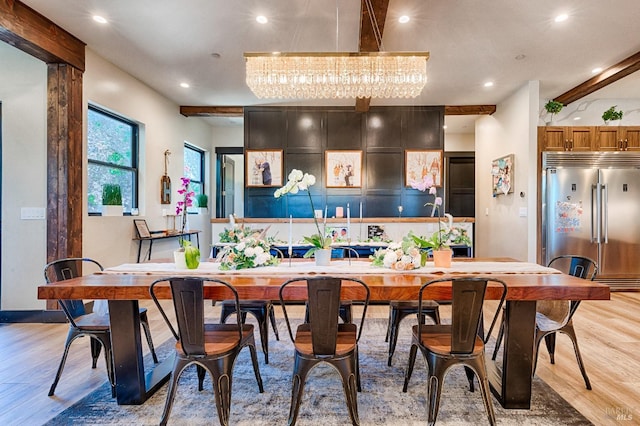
xmin=370 ymin=241 xmax=422 ymax=271
xmin=218 ymin=237 xmax=279 ymax=270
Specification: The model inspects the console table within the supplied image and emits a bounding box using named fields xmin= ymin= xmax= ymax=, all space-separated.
xmin=133 ymin=230 xmax=200 ymax=263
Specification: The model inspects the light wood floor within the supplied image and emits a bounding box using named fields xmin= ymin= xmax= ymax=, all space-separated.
xmin=0 ymin=294 xmax=638 ymax=425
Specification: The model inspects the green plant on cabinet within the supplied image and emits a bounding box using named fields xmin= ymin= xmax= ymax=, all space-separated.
xmin=602 ymin=106 xmax=623 ymax=124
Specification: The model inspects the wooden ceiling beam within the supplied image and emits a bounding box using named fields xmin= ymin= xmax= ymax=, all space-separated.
xmin=0 ymin=0 xmax=85 ymax=71
xmin=444 ymin=105 xmax=496 ymax=115
xmin=554 ymin=50 xmax=640 ymax=106
xmin=356 ymin=0 xmax=389 ymax=112
xmin=180 ymin=106 xmax=243 ymax=117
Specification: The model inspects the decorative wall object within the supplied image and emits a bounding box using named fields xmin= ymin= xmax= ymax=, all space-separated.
xmin=325 ymin=150 xmax=363 ymax=188
xmin=246 ymin=149 xmax=283 ymax=187
xmin=491 ymin=154 xmax=514 ymax=196
xmin=405 ymin=150 xmax=443 ymax=186
xmin=161 ymin=149 xmax=171 ymax=204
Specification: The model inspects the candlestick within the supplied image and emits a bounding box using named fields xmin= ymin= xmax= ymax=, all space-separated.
xmin=324 ymin=206 xmax=328 ymax=225
xmin=359 ymin=201 xmax=363 ymax=221
xmin=288 ymin=215 xmax=293 ymax=266
xmin=347 ymin=204 xmax=351 ymax=239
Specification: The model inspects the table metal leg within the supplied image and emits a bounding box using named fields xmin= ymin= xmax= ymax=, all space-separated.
xmin=488 ymin=300 xmax=536 ymax=409
xmin=108 ymin=300 xmax=171 ymax=405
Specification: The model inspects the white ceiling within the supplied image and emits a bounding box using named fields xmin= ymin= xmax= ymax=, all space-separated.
xmin=18 ymin=0 xmax=640 ymax=133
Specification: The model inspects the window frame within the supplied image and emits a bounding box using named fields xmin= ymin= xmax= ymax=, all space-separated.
xmin=87 ymin=104 xmax=139 ymax=216
xmin=184 ymin=143 xmax=205 ymax=197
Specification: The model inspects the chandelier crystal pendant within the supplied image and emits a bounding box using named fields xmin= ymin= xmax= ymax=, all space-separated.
xmin=244 ymin=51 xmax=429 ymax=100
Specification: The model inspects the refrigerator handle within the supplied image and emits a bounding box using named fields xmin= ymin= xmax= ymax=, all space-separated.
xmin=591 ymin=184 xmax=598 ymax=243
xmin=602 ymin=183 xmax=608 ymax=243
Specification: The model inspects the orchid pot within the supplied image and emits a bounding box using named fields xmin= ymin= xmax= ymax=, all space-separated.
xmin=432 ymin=248 xmax=453 ymax=268
xmin=314 ymin=248 xmax=332 ymax=266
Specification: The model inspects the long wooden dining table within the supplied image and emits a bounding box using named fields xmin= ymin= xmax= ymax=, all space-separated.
xmin=37 ymin=258 xmax=610 ymax=409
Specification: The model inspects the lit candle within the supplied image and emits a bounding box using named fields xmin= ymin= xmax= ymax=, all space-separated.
xmin=288 ymin=215 xmax=293 ymax=254
xmin=347 ymin=203 xmax=351 ymax=239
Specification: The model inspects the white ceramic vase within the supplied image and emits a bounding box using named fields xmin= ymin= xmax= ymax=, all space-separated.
xmin=174 ymin=250 xmax=187 ymax=269
xmin=314 ymin=248 xmax=332 ymax=266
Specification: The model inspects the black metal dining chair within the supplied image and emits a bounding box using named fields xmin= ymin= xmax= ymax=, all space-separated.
xmin=403 ymin=277 xmax=507 ymax=426
xmin=150 ymin=276 xmax=264 ymax=426
xmin=279 ymin=276 xmax=370 ymax=425
xmin=44 ymin=257 xmax=158 ymax=397
xmin=492 ymin=254 xmax=597 ymax=390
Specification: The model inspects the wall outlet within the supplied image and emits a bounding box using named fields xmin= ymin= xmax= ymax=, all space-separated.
xmin=21 ymin=207 xmax=46 ymax=220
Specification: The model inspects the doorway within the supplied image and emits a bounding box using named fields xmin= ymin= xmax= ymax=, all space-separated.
xmin=445 ymin=152 xmax=475 ymax=217
xmin=215 ymin=147 xmax=243 ymax=218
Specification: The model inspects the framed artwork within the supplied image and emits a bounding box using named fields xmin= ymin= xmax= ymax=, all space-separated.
xmin=246 ymin=149 xmax=283 ymax=187
xmin=133 ymin=219 xmax=151 ymax=238
xmin=405 ymin=150 xmax=443 ymax=187
xmin=325 ymin=150 xmax=362 ymax=188
xmin=491 ymin=154 xmax=514 ymax=196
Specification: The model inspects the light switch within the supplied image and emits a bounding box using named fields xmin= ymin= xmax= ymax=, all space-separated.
xmin=21 ymin=207 xmax=46 ymax=220
xmin=519 ymin=207 xmax=528 ymax=217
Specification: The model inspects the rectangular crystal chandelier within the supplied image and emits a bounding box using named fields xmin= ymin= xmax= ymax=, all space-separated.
xmin=244 ymin=52 xmax=429 ymax=99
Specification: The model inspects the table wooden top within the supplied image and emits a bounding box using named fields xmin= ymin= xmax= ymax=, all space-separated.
xmin=38 ymin=258 xmax=610 ymax=302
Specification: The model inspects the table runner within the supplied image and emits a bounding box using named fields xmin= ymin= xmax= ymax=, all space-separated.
xmin=102 ymin=261 xmax=560 ymax=276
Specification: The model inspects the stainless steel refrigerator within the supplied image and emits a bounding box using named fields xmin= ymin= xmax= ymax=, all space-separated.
xmin=542 ymin=152 xmax=640 ymax=288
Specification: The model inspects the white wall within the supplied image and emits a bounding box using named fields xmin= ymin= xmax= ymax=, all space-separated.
xmin=475 ymin=81 xmax=539 ymax=262
xmin=445 ymin=132 xmax=475 ymax=151
xmin=539 ymin=98 xmax=640 ymax=126
xmin=83 ymin=49 xmax=213 ymax=268
xmin=0 ymin=43 xmax=48 ymax=310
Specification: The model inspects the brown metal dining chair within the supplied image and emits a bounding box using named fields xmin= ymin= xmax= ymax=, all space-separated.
xmin=403 ymin=277 xmax=507 ymax=426
xmin=279 ymin=276 xmax=370 ymax=426
xmin=218 ymin=246 xmax=282 ymax=364
xmin=385 ymin=299 xmax=441 ymax=366
xmin=150 ymin=277 xmax=264 ymax=426
xmin=44 ymin=257 xmax=158 ymax=397
xmin=491 ymin=254 xmax=597 ymax=390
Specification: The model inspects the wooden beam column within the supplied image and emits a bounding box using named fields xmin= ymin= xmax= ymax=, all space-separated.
xmin=47 ymin=64 xmax=83 ymax=263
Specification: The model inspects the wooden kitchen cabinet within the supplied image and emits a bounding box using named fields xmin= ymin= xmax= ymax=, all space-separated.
xmin=594 ymin=126 xmax=640 ymax=151
xmin=539 ymin=126 xmax=594 ymax=151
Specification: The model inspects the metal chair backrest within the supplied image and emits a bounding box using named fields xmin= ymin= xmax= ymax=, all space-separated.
xmin=43 ymin=258 xmax=104 ymax=325
xmin=150 ymin=277 xmax=243 ymax=356
xmin=546 ymin=255 xmax=598 ymax=320
xmin=547 ymin=255 xmax=598 ymax=281
xmin=280 ymin=276 xmax=370 ymax=356
xmin=418 ymin=277 xmax=507 ymax=354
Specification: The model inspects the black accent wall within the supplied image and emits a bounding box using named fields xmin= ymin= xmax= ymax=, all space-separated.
xmin=244 ymin=106 xmax=444 ymax=218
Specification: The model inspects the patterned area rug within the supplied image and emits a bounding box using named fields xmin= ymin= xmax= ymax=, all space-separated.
xmin=46 ymin=319 xmax=592 ymax=425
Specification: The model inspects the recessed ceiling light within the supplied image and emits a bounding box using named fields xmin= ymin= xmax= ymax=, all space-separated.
xmin=574 ymin=117 xmax=581 ymax=121
xmin=399 ymin=15 xmax=410 ymax=24
xmin=443 ymin=125 xmax=448 ymax=130
xmin=256 ymin=15 xmax=268 ymax=24
xmin=591 ymin=67 xmax=602 ymax=74
xmin=93 ymin=15 xmax=108 ymax=24
xmin=211 ymin=53 xmax=221 ymax=59
xmin=554 ymin=13 xmax=568 ymax=23
xmin=515 ymin=54 xmax=526 ymax=60
xmin=484 ymin=81 xmax=494 ymax=88
xmin=180 ymin=82 xmax=190 ymax=88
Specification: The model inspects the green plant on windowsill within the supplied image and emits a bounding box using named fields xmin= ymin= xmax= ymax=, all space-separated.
xmin=195 ymin=193 xmax=208 ymax=209
xmin=602 ymin=106 xmax=623 ymax=125
xmin=102 ymin=184 xmax=122 ymax=205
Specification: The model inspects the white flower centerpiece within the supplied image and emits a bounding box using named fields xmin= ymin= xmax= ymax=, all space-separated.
xmin=370 ymin=240 xmax=422 ymax=270
xmin=274 ymin=169 xmax=331 ymax=262
xmin=218 ymin=237 xmax=279 ymax=270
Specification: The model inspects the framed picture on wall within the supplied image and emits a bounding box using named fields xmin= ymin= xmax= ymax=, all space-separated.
xmin=491 ymin=153 xmax=514 ymax=196
xmin=246 ymin=149 xmax=283 ymax=187
xmin=405 ymin=150 xmax=443 ymax=187
xmin=325 ymin=150 xmax=363 ymax=188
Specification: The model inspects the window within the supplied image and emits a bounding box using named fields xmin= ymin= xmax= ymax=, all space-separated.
xmin=87 ymin=106 xmax=138 ymax=214
xmin=184 ymin=144 xmax=204 ymax=196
